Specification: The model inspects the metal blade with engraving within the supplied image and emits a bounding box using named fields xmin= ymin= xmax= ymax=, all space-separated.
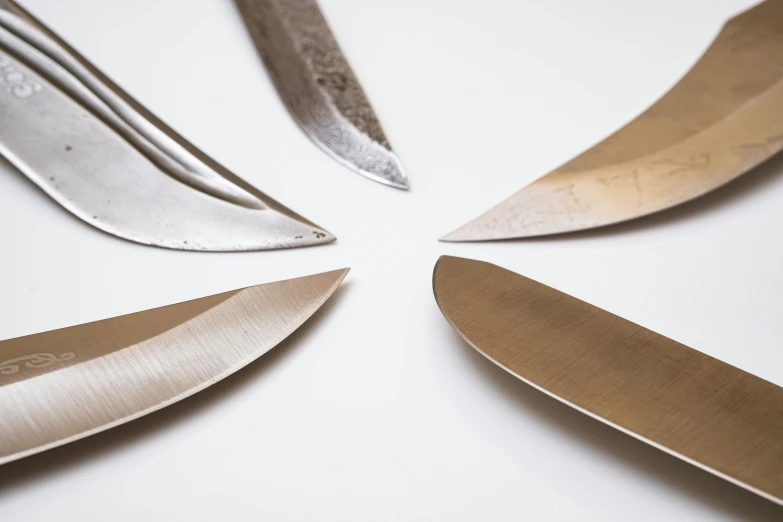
xmin=234 ymin=0 xmax=408 ymax=190
xmin=442 ymin=1 xmax=783 ymax=241
xmin=433 ymin=255 xmax=783 ymax=505
xmin=0 ymin=0 xmax=334 ymax=251
xmin=0 ymin=268 xmax=348 ymax=464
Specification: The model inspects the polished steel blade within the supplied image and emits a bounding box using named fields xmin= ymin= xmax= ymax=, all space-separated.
xmin=0 ymin=0 xmax=334 ymax=251
xmin=433 ymin=255 xmax=783 ymax=505
xmin=0 ymin=268 xmax=348 ymax=464
xmin=443 ymin=1 xmax=783 ymax=241
xmin=235 ymin=0 xmax=408 ymax=190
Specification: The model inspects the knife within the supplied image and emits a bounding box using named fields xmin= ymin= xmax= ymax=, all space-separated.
xmin=442 ymin=1 xmax=783 ymax=241
xmin=0 ymin=0 xmax=334 ymax=251
xmin=433 ymin=255 xmax=783 ymax=505
xmin=234 ymin=0 xmax=408 ymax=190
xmin=0 ymin=268 xmax=348 ymax=464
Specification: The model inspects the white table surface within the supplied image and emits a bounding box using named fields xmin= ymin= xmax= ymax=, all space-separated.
xmin=1 ymin=0 xmax=782 ymax=519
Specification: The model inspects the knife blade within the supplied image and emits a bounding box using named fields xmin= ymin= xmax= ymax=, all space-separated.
xmin=433 ymin=255 xmax=783 ymax=505
xmin=234 ymin=0 xmax=408 ymax=190
xmin=0 ymin=267 xmax=348 ymax=465
xmin=442 ymin=1 xmax=783 ymax=241
xmin=0 ymin=0 xmax=335 ymax=251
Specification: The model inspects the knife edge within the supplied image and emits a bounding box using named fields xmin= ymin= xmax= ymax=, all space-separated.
xmin=433 ymin=255 xmax=783 ymax=505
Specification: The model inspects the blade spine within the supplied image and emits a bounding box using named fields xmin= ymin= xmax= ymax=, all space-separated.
xmin=433 ymin=257 xmax=783 ymax=505
xmin=0 ymin=267 xmax=349 ymax=343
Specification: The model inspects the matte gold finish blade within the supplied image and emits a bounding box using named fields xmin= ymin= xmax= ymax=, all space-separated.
xmin=0 ymin=268 xmax=348 ymax=465
xmin=433 ymin=256 xmax=783 ymax=505
xmin=442 ymin=1 xmax=783 ymax=241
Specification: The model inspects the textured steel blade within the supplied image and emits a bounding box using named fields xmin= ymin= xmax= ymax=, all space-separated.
xmin=235 ymin=0 xmax=408 ymax=190
xmin=0 ymin=268 xmax=348 ymax=465
xmin=0 ymin=0 xmax=334 ymax=251
xmin=433 ymin=255 xmax=783 ymax=505
xmin=443 ymin=1 xmax=783 ymax=241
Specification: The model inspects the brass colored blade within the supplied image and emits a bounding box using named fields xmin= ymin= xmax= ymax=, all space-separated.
xmin=0 ymin=268 xmax=348 ymax=465
xmin=433 ymin=256 xmax=783 ymax=505
xmin=235 ymin=0 xmax=408 ymax=190
xmin=443 ymin=1 xmax=783 ymax=241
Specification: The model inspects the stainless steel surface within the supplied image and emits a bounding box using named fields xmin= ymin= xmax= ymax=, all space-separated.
xmin=235 ymin=0 xmax=408 ymax=190
xmin=442 ymin=0 xmax=783 ymax=241
xmin=0 ymin=268 xmax=348 ymax=464
xmin=0 ymin=0 xmax=334 ymax=250
xmin=433 ymin=255 xmax=783 ymax=505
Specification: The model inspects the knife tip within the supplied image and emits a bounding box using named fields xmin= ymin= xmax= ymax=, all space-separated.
xmin=438 ymin=223 xmax=486 ymax=242
xmin=359 ymin=150 xmax=410 ymax=190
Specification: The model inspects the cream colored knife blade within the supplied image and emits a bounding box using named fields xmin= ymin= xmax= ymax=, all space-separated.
xmin=443 ymin=1 xmax=783 ymax=241
xmin=0 ymin=268 xmax=347 ymax=464
xmin=433 ymin=255 xmax=783 ymax=505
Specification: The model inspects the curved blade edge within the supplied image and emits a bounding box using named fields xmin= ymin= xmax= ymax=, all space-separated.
xmin=442 ymin=1 xmax=783 ymax=241
xmin=0 ymin=268 xmax=348 ymax=465
xmin=0 ymin=0 xmax=335 ymax=250
xmin=433 ymin=255 xmax=783 ymax=505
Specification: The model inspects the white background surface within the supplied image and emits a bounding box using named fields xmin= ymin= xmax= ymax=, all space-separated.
xmin=0 ymin=0 xmax=781 ymax=519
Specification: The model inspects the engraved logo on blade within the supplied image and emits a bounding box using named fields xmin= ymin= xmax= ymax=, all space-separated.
xmin=0 ymin=352 xmax=76 ymax=375
xmin=0 ymin=53 xmax=42 ymax=98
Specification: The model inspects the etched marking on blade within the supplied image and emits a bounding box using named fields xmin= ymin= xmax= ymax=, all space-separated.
xmin=442 ymin=1 xmax=783 ymax=239
xmin=0 ymin=352 xmax=75 ymax=375
xmin=0 ymin=52 xmax=40 ymax=97
xmin=0 ymin=269 xmax=349 ymax=465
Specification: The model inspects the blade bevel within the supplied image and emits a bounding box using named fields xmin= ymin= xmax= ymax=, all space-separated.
xmin=0 ymin=268 xmax=348 ymax=465
xmin=234 ymin=0 xmax=408 ymax=189
xmin=442 ymin=1 xmax=783 ymax=241
xmin=0 ymin=0 xmax=335 ymax=250
xmin=433 ymin=255 xmax=783 ymax=505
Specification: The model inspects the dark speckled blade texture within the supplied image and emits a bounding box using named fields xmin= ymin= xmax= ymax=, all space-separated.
xmin=235 ymin=0 xmax=408 ymax=189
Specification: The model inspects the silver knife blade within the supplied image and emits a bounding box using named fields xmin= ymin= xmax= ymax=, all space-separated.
xmin=235 ymin=0 xmax=408 ymax=190
xmin=0 ymin=268 xmax=348 ymax=465
xmin=0 ymin=0 xmax=335 ymax=251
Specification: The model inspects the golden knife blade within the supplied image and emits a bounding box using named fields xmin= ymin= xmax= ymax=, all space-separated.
xmin=442 ymin=1 xmax=783 ymax=241
xmin=0 ymin=268 xmax=348 ymax=465
xmin=433 ymin=255 xmax=783 ymax=505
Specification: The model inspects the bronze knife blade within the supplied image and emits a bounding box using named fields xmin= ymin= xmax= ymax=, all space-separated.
xmin=433 ymin=255 xmax=783 ymax=505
